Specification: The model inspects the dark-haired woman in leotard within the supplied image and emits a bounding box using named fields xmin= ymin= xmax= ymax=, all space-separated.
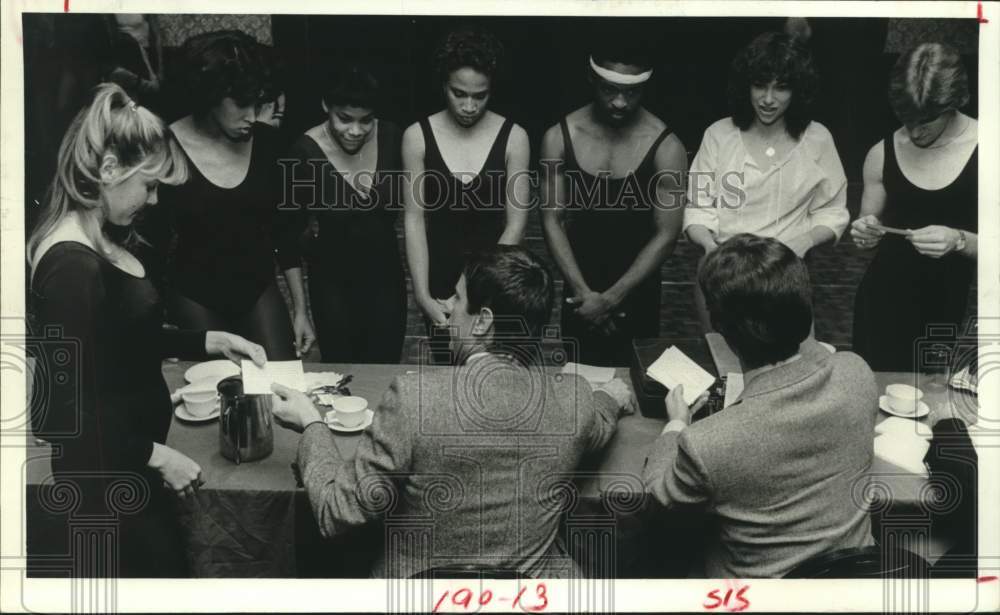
xmin=402 ymin=29 xmax=531 ymax=363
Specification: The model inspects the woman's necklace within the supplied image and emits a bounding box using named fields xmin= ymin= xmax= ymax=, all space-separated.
xmin=323 ymin=121 xmax=375 ymax=194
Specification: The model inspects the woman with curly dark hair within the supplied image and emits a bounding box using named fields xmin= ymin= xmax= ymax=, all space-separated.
xmin=684 ymin=32 xmax=848 ymax=330
xmin=402 ymin=28 xmax=530 ymax=363
xmin=145 ymin=30 xmax=313 ymax=360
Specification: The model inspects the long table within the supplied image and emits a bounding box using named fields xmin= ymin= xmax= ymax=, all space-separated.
xmin=24 ymin=361 xmax=976 ymax=577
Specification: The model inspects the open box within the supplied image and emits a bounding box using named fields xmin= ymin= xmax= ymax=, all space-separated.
xmin=628 ymin=336 xmax=736 ymax=420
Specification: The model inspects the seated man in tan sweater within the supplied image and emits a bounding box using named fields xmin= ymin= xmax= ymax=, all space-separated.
xmin=271 ymin=245 xmax=633 ymax=578
xmin=643 ymin=234 xmax=878 ymax=578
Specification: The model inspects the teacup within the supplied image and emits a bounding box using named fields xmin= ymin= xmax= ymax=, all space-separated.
xmin=885 ymin=383 xmax=923 ymax=415
xmin=182 ymin=389 xmax=218 ymax=417
xmin=328 ymin=396 xmax=368 ymax=428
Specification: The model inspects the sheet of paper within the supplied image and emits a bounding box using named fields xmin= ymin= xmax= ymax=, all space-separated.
xmin=875 ymin=416 xmax=932 ymax=440
xmin=723 ymin=372 xmax=744 ymax=408
xmin=869 ymin=223 xmax=910 ymax=236
xmin=645 ymin=346 xmax=716 ymax=406
xmin=873 ymin=433 xmax=930 ymax=477
xmin=561 ymin=362 xmax=615 ymax=386
xmin=705 ymin=332 xmax=742 ymax=375
xmin=241 ymin=360 xmax=305 ymax=395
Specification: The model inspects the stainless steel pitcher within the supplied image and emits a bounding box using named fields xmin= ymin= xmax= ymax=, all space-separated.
xmin=218 ymin=376 xmax=274 ymax=464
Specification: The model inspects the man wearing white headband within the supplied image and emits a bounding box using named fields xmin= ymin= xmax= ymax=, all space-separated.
xmin=540 ymin=43 xmax=687 ymax=366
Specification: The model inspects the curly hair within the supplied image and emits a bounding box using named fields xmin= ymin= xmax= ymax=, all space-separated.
xmin=889 ymin=42 xmax=970 ymax=126
xmin=321 ymin=64 xmax=381 ymax=110
xmin=433 ymin=29 xmax=504 ymax=83
xmin=727 ymin=32 xmax=819 ymax=140
xmin=179 ymin=30 xmax=276 ymax=115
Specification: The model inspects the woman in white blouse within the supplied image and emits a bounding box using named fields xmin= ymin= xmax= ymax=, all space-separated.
xmin=684 ymin=32 xmax=848 ymax=330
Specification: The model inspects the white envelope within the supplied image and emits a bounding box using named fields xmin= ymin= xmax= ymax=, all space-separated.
xmin=561 ymin=362 xmax=616 ymax=386
xmin=645 ymin=346 xmax=715 ymax=406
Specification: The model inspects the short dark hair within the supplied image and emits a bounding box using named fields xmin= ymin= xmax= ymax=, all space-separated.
xmin=699 ymin=234 xmax=812 ymax=369
xmin=434 ymin=28 xmax=504 ymax=83
xmin=321 ymin=64 xmax=381 ymax=110
xmin=728 ymin=32 xmax=818 ymax=140
xmin=462 ymin=245 xmax=554 ymax=355
xmin=591 ymin=34 xmax=654 ymax=72
xmin=889 ymin=42 xmax=970 ymax=126
xmin=180 ymin=30 xmax=276 ymax=115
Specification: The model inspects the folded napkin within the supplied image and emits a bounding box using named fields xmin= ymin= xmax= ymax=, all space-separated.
xmin=304 ymin=371 xmax=346 ymax=390
xmin=874 ymin=432 xmax=930 ymax=477
xmin=875 ymin=416 xmax=932 ymax=440
xmin=561 ymin=362 xmax=615 ymax=386
xmin=949 ymin=365 xmax=977 ymax=394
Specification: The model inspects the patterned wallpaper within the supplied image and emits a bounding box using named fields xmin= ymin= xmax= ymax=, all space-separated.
xmin=157 ymin=14 xmax=273 ymax=47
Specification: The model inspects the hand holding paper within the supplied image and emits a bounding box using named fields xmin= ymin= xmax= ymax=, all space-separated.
xmin=241 ymin=360 xmax=305 ymax=395
xmin=646 ymin=346 xmax=716 ymax=406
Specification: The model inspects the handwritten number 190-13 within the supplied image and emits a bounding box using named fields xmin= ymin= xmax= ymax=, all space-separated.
xmin=433 ymin=583 xmax=548 ymax=612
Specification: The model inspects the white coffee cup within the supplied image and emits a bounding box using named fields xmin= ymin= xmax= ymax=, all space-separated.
xmin=182 ymin=389 xmax=218 ymax=418
xmin=329 ymin=396 xmax=368 ymax=428
xmin=885 ymin=384 xmax=923 ymax=415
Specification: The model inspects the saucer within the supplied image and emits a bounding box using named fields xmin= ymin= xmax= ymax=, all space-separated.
xmin=325 ymin=409 xmax=374 ymax=433
xmin=184 ymin=360 xmax=240 ymax=384
xmin=175 ymin=400 xmax=221 ymax=423
xmin=879 ymin=395 xmax=930 ymax=419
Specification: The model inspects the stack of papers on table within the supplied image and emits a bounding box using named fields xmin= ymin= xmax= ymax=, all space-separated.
xmin=304 ymin=371 xmax=346 ymax=390
xmin=645 ymin=346 xmax=716 ymax=406
xmin=875 ymin=417 xmax=933 ymax=440
xmin=561 ymin=362 xmax=615 ymax=386
xmin=241 ymin=360 xmax=306 ymax=394
xmin=873 ymin=431 xmax=930 ymax=477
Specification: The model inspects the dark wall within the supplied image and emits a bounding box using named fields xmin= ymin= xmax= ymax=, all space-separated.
xmin=24 ymin=14 xmax=981 ymax=212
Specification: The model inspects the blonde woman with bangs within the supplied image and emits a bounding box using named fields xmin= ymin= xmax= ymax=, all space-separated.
xmin=28 ymin=83 xmax=266 ymax=577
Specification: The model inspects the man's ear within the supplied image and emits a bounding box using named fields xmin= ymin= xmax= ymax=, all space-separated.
xmin=321 ymin=100 xmax=329 ymax=114
xmin=99 ymin=154 xmax=120 ymax=184
xmin=473 ymin=306 xmax=494 ymax=337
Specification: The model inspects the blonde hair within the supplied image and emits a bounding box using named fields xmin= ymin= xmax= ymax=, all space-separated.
xmin=889 ymin=42 xmax=970 ymax=125
xmin=27 ymin=82 xmax=188 ymax=264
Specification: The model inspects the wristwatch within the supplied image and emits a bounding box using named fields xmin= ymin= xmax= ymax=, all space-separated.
xmin=953 ymin=229 xmax=967 ymax=253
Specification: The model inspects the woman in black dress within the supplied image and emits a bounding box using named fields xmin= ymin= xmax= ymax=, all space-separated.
xmin=402 ymin=29 xmax=531 ymax=363
xmin=27 ymin=83 xmax=266 ymax=577
xmin=280 ymin=65 xmax=407 ymax=363
xmin=146 ymin=30 xmax=314 ymax=360
xmin=851 ymin=43 xmax=978 ymax=372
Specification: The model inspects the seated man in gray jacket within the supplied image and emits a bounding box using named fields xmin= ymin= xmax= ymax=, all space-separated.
xmin=272 ymin=245 xmax=633 ymax=578
xmin=643 ymin=234 xmax=878 ymax=578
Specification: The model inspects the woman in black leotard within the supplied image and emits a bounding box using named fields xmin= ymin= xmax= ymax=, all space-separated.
xmin=145 ymin=30 xmax=313 ymax=361
xmin=27 ymin=83 xmax=266 ymax=577
xmin=402 ymin=29 xmax=531 ymax=363
xmin=851 ymin=43 xmax=979 ymax=372
xmin=280 ymin=66 xmax=407 ymax=363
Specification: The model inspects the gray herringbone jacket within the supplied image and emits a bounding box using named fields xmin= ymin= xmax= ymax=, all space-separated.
xmin=297 ymin=354 xmax=621 ymax=578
